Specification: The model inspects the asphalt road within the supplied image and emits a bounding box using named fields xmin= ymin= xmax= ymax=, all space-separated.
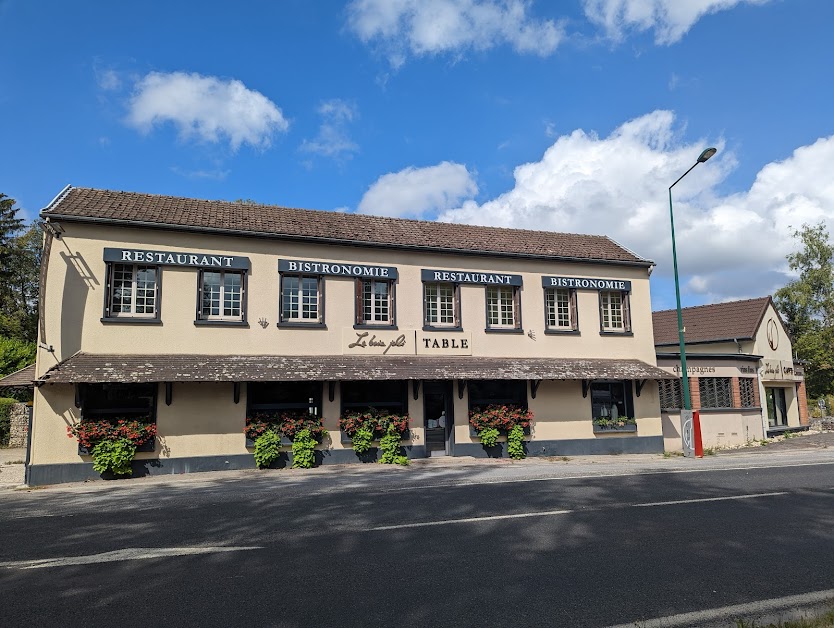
xmin=2 ymin=453 xmax=834 ymax=627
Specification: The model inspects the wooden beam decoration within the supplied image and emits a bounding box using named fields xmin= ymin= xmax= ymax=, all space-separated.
xmin=582 ymin=380 xmax=590 ymax=399
xmin=74 ymin=384 xmax=82 ymax=409
xmin=458 ymin=379 xmax=467 ymax=400
xmin=412 ymin=380 xmax=421 ymax=400
xmin=233 ymin=382 xmax=241 ymax=404
xmin=530 ymin=379 xmax=542 ymax=399
xmin=165 ymin=382 xmax=173 ymax=406
xmin=328 ymin=381 xmax=336 ymax=403
xmin=635 ymin=379 xmax=647 ymax=398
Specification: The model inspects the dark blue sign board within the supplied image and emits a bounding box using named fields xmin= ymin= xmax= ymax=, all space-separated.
xmin=104 ymin=248 xmax=250 ymax=270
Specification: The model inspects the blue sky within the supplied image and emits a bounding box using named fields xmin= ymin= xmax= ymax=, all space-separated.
xmin=3 ymin=0 xmax=833 ymax=310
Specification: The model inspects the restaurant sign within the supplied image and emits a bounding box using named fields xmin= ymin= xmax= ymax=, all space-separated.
xmin=417 ymin=331 xmax=472 ymax=356
xmin=104 ymin=248 xmax=250 ymax=270
xmin=343 ymin=329 xmax=415 ymax=356
xmin=762 ymin=360 xmax=800 ymax=381
xmin=280 ymin=259 xmax=398 ymax=279
xmin=421 ymin=269 xmax=522 ymax=286
xmin=541 ymin=276 xmax=631 ymax=292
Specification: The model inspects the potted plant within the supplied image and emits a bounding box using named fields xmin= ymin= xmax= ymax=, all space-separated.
xmin=339 ymin=408 xmax=409 ymax=461
xmin=246 ymin=411 xmax=328 ymax=468
xmin=67 ymin=419 xmax=157 ymax=478
xmin=592 ymin=416 xmax=637 ymax=432
xmin=468 ymin=405 xmax=533 ymax=459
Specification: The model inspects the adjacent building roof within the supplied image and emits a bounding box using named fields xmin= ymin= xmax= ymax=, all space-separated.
xmin=652 ymin=296 xmax=773 ymax=346
xmin=0 ymin=364 xmax=36 ymax=389
xmin=41 ymin=187 xmax=651 ymax=266
xmin=38 ymin=353 xmax=675 ymax=384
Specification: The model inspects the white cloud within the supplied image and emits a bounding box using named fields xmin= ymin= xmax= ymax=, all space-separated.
xmin=300 ymin=99 xmax=359 ymax=159
xmin=95 ymin=67 xmax=121 ymax=91
xmin=583 ymin=0 xmax=771 ymax=44
xmin=126 ymin=72 xmax=288 ymax=150
xmin=346 ymin=0 xmax=564 ymax=67
xmin=434 ymin=110 xmax=834 ymax=303
xmin=358 ymin=161 xmax=478 ymax=218
xmin=170 ymin=166 xmax=230 ymax=181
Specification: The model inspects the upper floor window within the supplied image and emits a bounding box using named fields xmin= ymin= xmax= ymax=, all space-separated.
xmin=105 ymin=263 xmax=159 ymax=319
xmin=281 ymin=275 xmax=322 ymax=324
xmin=357 ymin=279 xmax=394 ymax=326
xmin=486 ymin=286 xmax=520 ymax=331
xmin=545 ymin=287 xmax=577 ymax=332
xmin=424 ymin=282 xmax=459 ymax=328
xmin=599 ymin=290 xmax=631 ymax=333
xmin=198 ymin=269 xmax=245 ymax=322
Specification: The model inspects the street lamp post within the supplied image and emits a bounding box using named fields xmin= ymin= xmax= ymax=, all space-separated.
xmin=669 ymin=147 xmax=717 ymax=411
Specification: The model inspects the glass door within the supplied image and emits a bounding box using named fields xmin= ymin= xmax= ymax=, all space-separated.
xmin=766 ymin=388 xmax=788 ymax=427
xmin=423 ymin=381 xmax=454 ymax=457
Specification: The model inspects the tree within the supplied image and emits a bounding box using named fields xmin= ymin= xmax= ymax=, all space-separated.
xmin=774 ymin=223 xmax=834 ymax=398
xmin=0 ymin=194 xmax=42 ymax=343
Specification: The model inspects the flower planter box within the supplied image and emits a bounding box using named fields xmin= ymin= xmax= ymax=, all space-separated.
xmin=246 ymin=435 xmax=292 ymax=448
xmin=340 ymin=429 xmax=410 ymax=445
xmin=78 ymin=438 xmax=155 ymax=456
xmin=469 ymin=425 xmax=531 ymax=438
xmin=593 ymin=424 xmax=637 ymax=434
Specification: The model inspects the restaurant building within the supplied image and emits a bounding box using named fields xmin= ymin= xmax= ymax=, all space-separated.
xmin=653 ymin=297 xmax=809 ymax=451
xmin=29 ymin=186 xmax=673 ymax=484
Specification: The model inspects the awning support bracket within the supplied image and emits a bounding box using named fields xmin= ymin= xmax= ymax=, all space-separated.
xmin=582 ymin=380 xmax=590 ymax=399
xmin=328 ymin=381 xmax=336 ymax=403
xmin=458 ymin=379 xmax=467 ymax=400
xmin=412 ymin=380 xmax=420 ymax=400
xmin=165 ymin=382 xmax=173 ymax=406
xmin=74 ymin=384 xmax=82 ymax=409
xmin=233 ymin=382 xmax=241 ymax=405
xmin=635 ymin=379 xmax=647 ymax=398
xmin=530 ymin=379 xmax=541 ymax=399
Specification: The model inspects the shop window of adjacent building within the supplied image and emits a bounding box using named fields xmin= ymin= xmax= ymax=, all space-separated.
xmin=197 ymin=270 xmax=246 ymax=322
xmin=356 ymin=279 xmax=395 ymax=326
xmin=340 ymin=380 xmax=408 ymax=415
xmin=659 ymin=378 xmax=683 ymax=410
xmin=766 ymin=387 xmax=788 ymax=427
xmin=468 ymin=380 xmax=527 ymax=411
xmin=486 ymin=286 xmax=521 ymax=331
xmin=104 ymin=263 xmax=159 ymax=320
xmin=280 ymin=275 xmax=322 ymax=324
xmin=544 ymin=287 xmax=577 ymax=332
xmin=591 ymin=381 xmax=634 ymax=420
xmin=599 ymin=290 xmax=631 ymax=333
xmin=699 ymin=377 xmax=732 ymax=408
xmin=248 ymin=381 xmax=322 ymax=417
xmin=739 ymin=378 xmax=757 ymax=408
xmin=424 ymin=282 xmax=460 ymax=328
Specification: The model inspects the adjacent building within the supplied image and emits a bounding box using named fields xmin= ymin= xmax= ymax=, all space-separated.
xmin=653 ymin=297 xmax=809 ymax=451
xmin=29 ymin=186 xmax=674 ymax=484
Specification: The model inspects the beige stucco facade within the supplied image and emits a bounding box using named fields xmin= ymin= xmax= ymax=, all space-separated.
xmin=31 ymin=217 xmax=667 ymax=482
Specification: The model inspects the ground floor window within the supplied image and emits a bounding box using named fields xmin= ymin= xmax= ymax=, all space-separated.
xmin=766 ymin=387 xmax=788 ymax=427
xmin=340 ymin=380 xmax=408 ymax=415
xmin=468 ymin=380 xmax=527 ymax=410
xmin=739 ymin=378 xmax=757 ymax=408
xmin=591 ymin=381 xmax=633 ymax=420
xmin=248 ymin=381 xmax=321 ymax=417
xmin=699 ymin=377 xmax=732 ymax=408
xmin=81 ymin=383 xmax=157 ymax=423
xmin=659 ymin=378 xmax=683 ymax=410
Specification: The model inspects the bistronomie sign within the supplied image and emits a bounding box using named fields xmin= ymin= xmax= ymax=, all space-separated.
xmin=541 ymin=276 xmax=632 ymax=291
xmin=279 ymin=259 xmax=398 ymax=279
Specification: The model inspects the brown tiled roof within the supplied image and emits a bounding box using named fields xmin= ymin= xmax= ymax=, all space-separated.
xmin=38 ymin=354 xmax=674 ymax=383
xmin=0 ymin=364 xmax=35 ymax=389
xmin=653 ymin=297 xmax=772 ymax=346
xmin=42 ymin=187 xmax=650 ymax=265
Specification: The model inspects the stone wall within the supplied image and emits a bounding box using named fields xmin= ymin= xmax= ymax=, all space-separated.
xmin=9 ymin=403 xmax=30 ymax=448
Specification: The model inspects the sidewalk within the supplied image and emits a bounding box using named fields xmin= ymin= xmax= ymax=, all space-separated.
xmin=0 ymin=447 xmax=25 ymax=487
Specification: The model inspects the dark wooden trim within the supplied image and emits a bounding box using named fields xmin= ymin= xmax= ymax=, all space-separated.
xmin=233 ymin=382 xmax=241 ymax=404
xmin=74 ymin=384 xmax=82 ymax=408
xmin=412 ymin=380 xmax=421 ymax=401
xmin=530 ymin=379 xmax=541 ymax=399
xmin=328 ymin=381 xmax=336 ymax=403
xmin=165 ymin=382 xmax=173 ymax=406
xmin=635 ymin=379 xmax=647 ymax=398
xmin=458 ymin=379 xmax=467 ymax=400
xmin=582 ymin=380 xmax=590 ymax=399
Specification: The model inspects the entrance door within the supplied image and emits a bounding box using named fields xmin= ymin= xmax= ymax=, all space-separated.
xmin=766 ymin=387 xmax=788 ymax=427
xmin=423 ymin=381 xmax=454 ymax=457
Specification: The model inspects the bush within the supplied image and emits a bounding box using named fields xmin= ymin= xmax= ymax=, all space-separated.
xmin=91 ymin=438 xmax=136 ymax=476
xmin=0 ymin=397 xmax=17 ymax=446
xmin=253 ymin=430 xmax=282 ymax=469
xmin=379 ymin=424 xmax=409 ymax=465
xmin=507 ymin=425 xmax=526 ymax=460
xmin=291 ymin=429 xmax=316 ymax=469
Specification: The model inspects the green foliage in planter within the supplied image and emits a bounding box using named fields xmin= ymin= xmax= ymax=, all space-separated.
xmin=351 ymin=427 xmax=374 ymax=455
xmin=507 ymin=424 xmax=526 ymax=460
xmin=478 ymin=427 xmax=500 ymax=448
xmin=291 ymin=429 xmax=317 ymax=469
xmin=379 ymin=424 xmax=409 ymax=466
xmin=593 ymin=416 xmax=636 ymax=429
xmin=254 ymin=430 xmax=282 ymax=469
xmin=91 ymin=438 xmax=136 ymax=476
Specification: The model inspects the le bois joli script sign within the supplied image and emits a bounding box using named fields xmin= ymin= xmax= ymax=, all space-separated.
xmin=342 ymin=329 xmax=473 ymax=356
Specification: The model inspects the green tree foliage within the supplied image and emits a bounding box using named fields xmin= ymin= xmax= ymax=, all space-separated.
xmin=0 ymin=335 xmax=36 ymax=377
xmin=0 ymin=194 xmax=41 ymax=343
xmin=774 ymin=223 xmax=834 ymax=398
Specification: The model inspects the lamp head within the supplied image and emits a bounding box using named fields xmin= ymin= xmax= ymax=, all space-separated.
xmin=697 ymin=147 xmax=717 ymax=163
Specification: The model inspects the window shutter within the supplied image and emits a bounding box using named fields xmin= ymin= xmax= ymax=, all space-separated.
xmin=104 ymin=264 xmax=112 ymax=317
xmin=569 ymin=290 xmax=578 ymax=331
xmin=196 ymin=270 xmax=203 ymax=320
xmin=354 ymin=279 xmax=363 ymax=325
xmin=240 ymin=272 xmax=247 ymax=322
xmin=454 ymin=284 xmax=461 ymax=327
xmin=598 ymin=293 xmax=605 ymax=331
xmin=513 ymin=287 xmax=521 ymax=329
xmin=154 ymin=267 xmax=160 ymax=318
xmin=623 ymin=292 xmax=632 ymax=332
xmin=390 ymin=281 xmax=397 ymax=326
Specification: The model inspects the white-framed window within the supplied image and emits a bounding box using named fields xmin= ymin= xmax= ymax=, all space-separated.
xmin=424 ymin=282 xmax=458 ymax=327
xmin=281 ymin=275 xmax=321 ymax=323
xmin=105 ymin=263 xmax=158 ymax=319
xmin=198 ymin=270 xmax=245 ymax=321
xmin=486 ymin=286 xmax=519 ymax=329
xmin=545 ymin=287 xmax=577 ymax=331
xmin=357 ymin=279 xmax=393 ymax=325
xmin=599 ymin=290 xmax=630 ymax=332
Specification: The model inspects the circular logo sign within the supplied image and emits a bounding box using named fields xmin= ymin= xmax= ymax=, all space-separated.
xmin=767 ymin=318 xmax=779 ymax=351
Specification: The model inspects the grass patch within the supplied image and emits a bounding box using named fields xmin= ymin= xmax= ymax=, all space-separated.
xmin=735 ymin=605 xmax=834 ymax=627
xmin=703 ymin=447 xmax=718 ymax=456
